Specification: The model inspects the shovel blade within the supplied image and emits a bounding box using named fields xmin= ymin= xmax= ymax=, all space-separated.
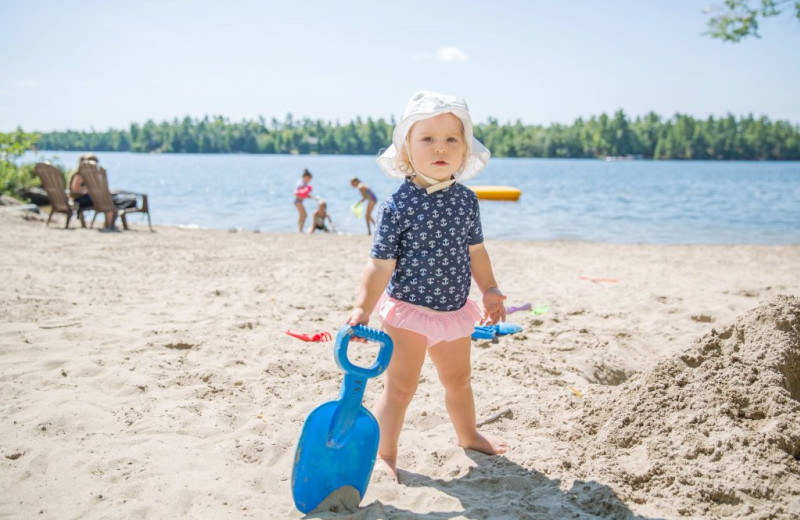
xmin=292 ymin=401 xmax=379 ymax=514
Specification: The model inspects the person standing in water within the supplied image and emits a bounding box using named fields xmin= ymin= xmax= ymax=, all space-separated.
xmin=293 ymin=169 xmax=313 ymax=233
xmin=350 ymin=177 xmax=377 ymax=235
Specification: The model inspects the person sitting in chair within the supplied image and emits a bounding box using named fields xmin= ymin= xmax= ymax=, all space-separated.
xmin=69 ymin=154 xmax=136 ymax=230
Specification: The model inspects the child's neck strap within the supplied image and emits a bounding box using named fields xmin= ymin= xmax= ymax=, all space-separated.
xmin=413 ymin=171 xmax=456 ymax=194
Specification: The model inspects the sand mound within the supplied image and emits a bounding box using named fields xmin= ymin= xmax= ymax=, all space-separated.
xmin=571 ymin=295 xmax=800 ymax=519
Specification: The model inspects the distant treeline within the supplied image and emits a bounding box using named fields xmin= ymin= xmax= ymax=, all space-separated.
xmin=33 ymin=111 xmax=800 ymax=160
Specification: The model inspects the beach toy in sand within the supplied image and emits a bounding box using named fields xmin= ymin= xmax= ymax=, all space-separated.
xmin=471 ymin=322 xmax=523 ymax=340
xmin=495 ymin=322 xmax=523 ymax=335
xmin=468 ymin=185 xmax=522 ymax=201
xmin=566 ymin=386 xmax=583 ymax=398
xmin=506 ymin=303 xmax=532 ymax=314
xmin=532 ymin=304 xmax=550 ymax=316
xmin=350 ymin=201 xmax=364 ymax=218
xmin=472 ymin=325 xmax=496 ymax=340
xmin=295 ymin=185 xmax=312 ymax=199
xmin=292 ymin=324 xmax=393 ymax=514
xmin=286 ymin=330 xmax=333 ymax=342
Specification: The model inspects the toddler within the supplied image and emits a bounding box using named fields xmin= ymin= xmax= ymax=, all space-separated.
xmin=346 ymin=90 xmax=509 ymax=481
xmin=309 ymin=199 xmax=335 ymax=233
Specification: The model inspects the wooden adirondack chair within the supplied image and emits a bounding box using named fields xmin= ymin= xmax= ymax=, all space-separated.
xmin=34 ymin=162 xmax=88 ymax=229
xmin=78 ymin=162 xmax=153 ymax=231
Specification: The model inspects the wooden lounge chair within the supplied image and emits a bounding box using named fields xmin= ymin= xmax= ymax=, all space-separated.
xmin=78 ymin=162 xmax=153 ymax=231
xmin=34 ymin=162 xmax=88 ymax=229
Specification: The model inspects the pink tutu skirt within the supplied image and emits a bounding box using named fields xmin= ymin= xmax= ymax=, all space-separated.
xmin=375 ymin=293 xmax=482 ymax=348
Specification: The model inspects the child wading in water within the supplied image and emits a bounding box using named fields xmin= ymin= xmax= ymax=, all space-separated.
xmin=349 ymin=177 xmax=377 ymax=235
xmin=294 ymin=168 xmax=313 ymax=232
xmin=346 ymin=90 xmax=510 ymax=481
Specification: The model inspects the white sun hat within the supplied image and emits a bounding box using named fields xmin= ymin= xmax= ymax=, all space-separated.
xmin=376 ymin=90 xmax=490 ymax=182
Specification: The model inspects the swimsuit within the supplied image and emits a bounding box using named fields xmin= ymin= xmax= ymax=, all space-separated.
xmin=313 ymin=213 xmax=329 ymax=231
xmin=294 ymin=181 xmax=311 ymax=204
xmin=371 ymin=179 xmax=483 ymax=312
xmin=371 ymin=179 xmax=485 ymax=345
xmin=375 ymin=292 xmax=482 ymax=347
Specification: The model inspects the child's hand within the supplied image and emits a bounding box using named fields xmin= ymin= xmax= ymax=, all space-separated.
xmin=481 ymin=287 xmax=507 ymax=325
xmin=347 ymin=307 xmax=370 ymax=326
xmin=346 ymin=307 xmax=370 ymax=342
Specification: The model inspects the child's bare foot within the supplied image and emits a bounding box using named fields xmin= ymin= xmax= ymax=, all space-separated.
xmin=372 ymin=456 xmax=399 ymax=482
xmin=459 ymin=433 xmax=510 ymax=455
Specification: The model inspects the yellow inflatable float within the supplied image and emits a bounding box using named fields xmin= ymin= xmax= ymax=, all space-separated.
xmin=468 ymin=185 xmax=522 ymax=201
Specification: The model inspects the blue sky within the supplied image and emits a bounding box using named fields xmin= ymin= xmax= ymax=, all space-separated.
xmin=2 ymin=0 xmax=799 ymax=132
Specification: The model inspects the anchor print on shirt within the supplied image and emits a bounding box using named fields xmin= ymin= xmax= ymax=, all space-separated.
xmin=370 ymin=181 xmax=484 ymax=311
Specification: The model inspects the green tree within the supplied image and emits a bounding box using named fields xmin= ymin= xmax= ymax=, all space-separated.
xmin=705 ymin=0 xmax=800 ymax=42
xmin=24 ymin=110 xmax=800 ymax=160
xmin=0 ymin=128 xmax=41 ymax=196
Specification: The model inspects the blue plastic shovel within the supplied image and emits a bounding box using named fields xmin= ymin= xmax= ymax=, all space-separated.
xmin=291 ymin=324 xmax=394 ymax=514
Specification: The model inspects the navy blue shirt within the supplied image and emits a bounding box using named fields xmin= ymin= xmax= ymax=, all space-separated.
xmin=370 ymin=179 xmax=484 ymax=311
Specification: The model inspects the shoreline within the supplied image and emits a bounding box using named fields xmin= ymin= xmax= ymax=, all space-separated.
xmin=9 ymin=202 xmax=800 ymax=247
xmin=2 ymin=210 xmax=799 ymax=519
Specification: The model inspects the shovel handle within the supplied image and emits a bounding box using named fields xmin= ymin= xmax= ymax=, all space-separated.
xmin=334 ymin=324 xmax=393 ymax=379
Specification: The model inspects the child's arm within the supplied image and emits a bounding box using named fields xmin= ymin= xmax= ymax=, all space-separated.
xmin=347 ymin=258 xmax=395 ymax=326
xmin=469 ymin=243 xmax=507 ymax=324
xmin=327 ymin=214 xmax=335 ymax=232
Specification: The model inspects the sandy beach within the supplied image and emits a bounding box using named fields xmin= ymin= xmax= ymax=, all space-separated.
xmin=1 ymin=209 xmax=799 ymax=520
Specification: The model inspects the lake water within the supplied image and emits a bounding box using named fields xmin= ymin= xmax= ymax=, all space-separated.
xmin=22 ymin=151 xmax=800 ymax=244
